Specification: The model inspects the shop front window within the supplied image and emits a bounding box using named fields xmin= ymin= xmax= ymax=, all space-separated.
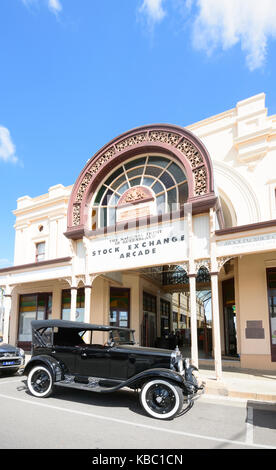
xmin=76 ymin=288 xmax=85 ymax=322
xmin=18 ymin=293 xmax=52 ymax=346
xmin=160 ymin=298 xmax=171 ymax=337
xmin=61 ymin=289 xmax=71 ymax=320
xmin=61 ymin=288 xmax=85 ymax=322
xmin=267 ymin=269 xmax=276 ymax=361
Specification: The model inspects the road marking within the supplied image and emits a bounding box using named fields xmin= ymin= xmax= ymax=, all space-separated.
xmin=0 ymin=392 xmax=275 ymax=449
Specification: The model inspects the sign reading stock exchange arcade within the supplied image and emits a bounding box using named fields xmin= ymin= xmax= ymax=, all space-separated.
xmin=88 ymin=218 xmax=188 ymax=274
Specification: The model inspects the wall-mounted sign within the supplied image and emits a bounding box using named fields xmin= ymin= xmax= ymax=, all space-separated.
xmin=217 ymin=232 xmax=276 ymax=257
xmin=88 ymin=219 xmax=188 ymax=274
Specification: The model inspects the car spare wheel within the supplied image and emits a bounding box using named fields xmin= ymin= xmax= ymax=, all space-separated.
xmin=140 ymin=379 xmax=184 ymax=420
xmin=27 ymin=365 xmax=53 ymax=398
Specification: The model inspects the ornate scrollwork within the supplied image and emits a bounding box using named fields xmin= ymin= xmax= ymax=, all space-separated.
xmin=115 ymin=133 xmax=147 ymax=152
xmin=193 ymin=167 xmax=207 ymax=196
xmin=177 ymin=139 xmax=203 ymax=168
xmin=72 ymin=204 xmax=81 ymax=226
xmin=217 ymin=257 xmax=232 ymax=271
xmin=148 ymin=131 xmax=180 ymax=146
xmin=88 ymin=148 xmax=115 ymax=176
xmin=195 ymin=258 xmax=211 ymax=272
xmin=76 ymin=173 xmax=93 ymax=202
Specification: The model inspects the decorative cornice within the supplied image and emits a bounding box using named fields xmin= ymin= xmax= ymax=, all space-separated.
xmin=0 ymin=257 xmax=72 ymax=275
xmin=215 ymin=219 xmax=276 ymax=236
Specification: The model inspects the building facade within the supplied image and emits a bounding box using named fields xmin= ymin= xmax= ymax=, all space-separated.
xmin=1 ymin=92 xmax=276 ymax=378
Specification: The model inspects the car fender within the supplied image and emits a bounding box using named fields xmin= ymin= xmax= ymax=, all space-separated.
xmin=23 ymin=355 xmax=63 ymax=382
xmin=114 ymin=368 xmax=185 ymax=391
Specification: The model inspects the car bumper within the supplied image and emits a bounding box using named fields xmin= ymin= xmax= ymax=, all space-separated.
xmin=188 ymin=382 xmax=205 ymax=400
xmin=0 ymin=356 xmax=25 ymax=369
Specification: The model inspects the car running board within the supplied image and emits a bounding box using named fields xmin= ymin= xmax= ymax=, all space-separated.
xmin=54 ymin=375 xmax=122 ymax=393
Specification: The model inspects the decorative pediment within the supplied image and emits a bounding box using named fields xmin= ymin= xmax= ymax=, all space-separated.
xmin=118 ymin=187 xmax=153 ymax=206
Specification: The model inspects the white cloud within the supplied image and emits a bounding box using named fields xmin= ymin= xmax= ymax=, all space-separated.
xmin=48 ymin=0 xmax=62 ymax=14
xmin=0 ymin=126 xmax=18 ymax=164
xmin=189 ymin=0 xmax=276 ymax=70
xmin=139 ymin=0 xmax=166 ymax=24
xmin=139 ymin=0 xmax=276 ymax=70
xmin=21 ymin=0 xmax=62 ymax=15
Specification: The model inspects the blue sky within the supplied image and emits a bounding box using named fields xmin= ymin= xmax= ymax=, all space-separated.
xmin=1 ymin=0 xmax=276 ymax=267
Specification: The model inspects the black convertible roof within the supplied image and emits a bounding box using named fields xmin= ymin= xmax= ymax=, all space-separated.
xmin=31 ymin=319 xmax=135 ymax=333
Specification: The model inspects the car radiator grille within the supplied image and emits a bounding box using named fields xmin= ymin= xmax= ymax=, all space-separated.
xmin=0 ymin=352 xmax=19 ymax=358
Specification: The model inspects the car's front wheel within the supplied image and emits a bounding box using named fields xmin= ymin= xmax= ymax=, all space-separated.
xmin=27 ymin=365 xmax=53 ymax=398
xmin=140 ymin=379 xmax=184 ymax=420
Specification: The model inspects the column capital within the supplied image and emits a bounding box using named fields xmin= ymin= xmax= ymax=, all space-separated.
xmin=85 ymin=274 xmax=98 ymax=286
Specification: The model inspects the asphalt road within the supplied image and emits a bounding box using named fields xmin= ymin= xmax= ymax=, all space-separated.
xmin=0 ymin=372 xmax=275 ymax=450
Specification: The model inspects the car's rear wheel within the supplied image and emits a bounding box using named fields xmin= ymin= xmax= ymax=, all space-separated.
xmin=140 ymin=379 xmax=184 ymax=420
xmin=27 ymin=365 xmax=53 ymax=398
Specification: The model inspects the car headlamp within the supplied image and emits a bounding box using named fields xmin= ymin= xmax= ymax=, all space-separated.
xmin=170 ymin=346 xmax=184 ymax=374
xmin=18 ymin=348 xmax=25 ymax=357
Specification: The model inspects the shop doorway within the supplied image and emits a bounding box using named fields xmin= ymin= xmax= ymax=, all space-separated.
xmin=222 ymin=278 xmax=237 ymax=357
xmin=109 ymin=288 xmax=130 ymax=328
xmin=142 ymin=292 xmax=157 ymax=347
xmin=267 ymin=269 xmax=276 ymax=362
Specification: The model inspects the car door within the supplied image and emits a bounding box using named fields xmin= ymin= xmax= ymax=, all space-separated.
xmin=76 ymin=344 xmax=111 ymax=378
xmin=108 ymin=346 xmax=129 ymax=380
xmin=52 ymin=329 xmax=79 ymax=374
xmin=52 ymin=344 xmax=78 ymax=374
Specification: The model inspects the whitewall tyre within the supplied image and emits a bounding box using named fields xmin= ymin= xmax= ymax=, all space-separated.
xmin=140 ymin=379 xmax=184 ymax=420
xmin=27 ymin=365 xmax=53 ymax=398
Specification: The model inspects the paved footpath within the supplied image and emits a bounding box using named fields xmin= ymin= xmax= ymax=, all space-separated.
xmin=199 ymin=365 xmax=276 ymax=401
xmin=0 ymin=374 xmax=275 ymax=450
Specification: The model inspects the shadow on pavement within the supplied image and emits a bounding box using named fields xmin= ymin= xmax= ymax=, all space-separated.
xmin=16 ymin=379 xmax=194 ymax=421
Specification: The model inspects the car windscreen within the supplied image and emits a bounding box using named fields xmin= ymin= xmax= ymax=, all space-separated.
xmin=111 ymin=329 xmax=135 ymax=345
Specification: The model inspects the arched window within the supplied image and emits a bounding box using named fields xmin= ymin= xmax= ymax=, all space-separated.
xmin=91 ymin=154 xmax=188 ymax=230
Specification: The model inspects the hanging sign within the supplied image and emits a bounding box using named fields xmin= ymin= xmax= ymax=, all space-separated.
xmin=88 ymin=219 xmax=188 ymax=274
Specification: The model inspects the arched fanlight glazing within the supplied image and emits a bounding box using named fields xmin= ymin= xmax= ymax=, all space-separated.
xmin=91 ymin=155 xmax=188 ymax=229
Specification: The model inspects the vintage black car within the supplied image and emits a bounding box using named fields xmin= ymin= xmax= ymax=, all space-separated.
xmin=0 ymin=336 xmax=25 ymax=375
xmin=24 ymin=320 xmax=204 ymax=420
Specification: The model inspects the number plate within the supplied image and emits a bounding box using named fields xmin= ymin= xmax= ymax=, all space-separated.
xmin=2 ymin=361 xmax=15 ymax=366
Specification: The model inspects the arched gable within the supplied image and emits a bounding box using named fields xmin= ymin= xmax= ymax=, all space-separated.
xmin=65 ymin=124 xmax=217 ymax=239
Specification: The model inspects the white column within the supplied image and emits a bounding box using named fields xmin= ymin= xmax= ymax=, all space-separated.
xmin=84 ymin=286 xmax=92 ymax=323
xmin=211 ymin=273 xmax=222 ymax=380
xmin=3 ymin=292 xmax=12 ymax=343
xmin=70 ymin=287 xmax=77 ymax=322
xmin=189 ymin=274 xmax=198 ymax=368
